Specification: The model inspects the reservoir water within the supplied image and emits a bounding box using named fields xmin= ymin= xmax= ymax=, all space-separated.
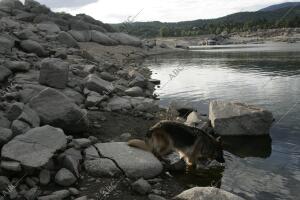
xmin=144 ymin=42 xmax=300 ymax=200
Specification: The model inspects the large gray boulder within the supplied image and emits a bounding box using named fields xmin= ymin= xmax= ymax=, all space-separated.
xmin=57 ymin=31 xmax=79 ymax=48
xmin=85 ymin=142 xmax=163 ymax=179
xmin=125 ymin=86 xmax=144 ymax=97
xmin=28 ymin=88 xmax=88 ymax=134
xmin=85 ymin=74 xmax=114 ymax=94
xmin=68 ymin=30 xmax=91 ymax=42
xmin=4 ymin=61 xmax=31 ymax=72
xmin=39 ymin=58 xmax=69 ymax=89
xmin=0 ymin=36 xmax=14 ymax=54
xmin=0 ymin=127 xmax=13 ymax=146
xmin=1 ymin=125 xmax=67 ymax=168
xmin=20 ymin=40 xmax=48 ymax=57
xmin=174 ymin=187 xmax=245 ymax=200
xmin=107 ymin=32 xmax=142 ymax=47
xmin=209 ymin=101 xmax=273 ymax=136
xmin=0 ymin=66 xmax=12 ymax=82
xmin=90 ymin=31 xmax=118 ymax=45
xmin=37 ymin=22 xmax=61 ymax=34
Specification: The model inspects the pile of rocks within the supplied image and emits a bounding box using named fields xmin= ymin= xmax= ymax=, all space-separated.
xmin=0 ymin=0 xmax=161 ymax=199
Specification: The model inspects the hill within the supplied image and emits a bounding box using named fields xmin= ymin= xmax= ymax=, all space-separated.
xmin=260 ymin=2 xmax=300 ymax=12
xmin=113 ymin=3 xmax=300 ymax=38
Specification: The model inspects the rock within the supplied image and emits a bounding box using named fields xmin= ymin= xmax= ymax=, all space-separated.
xmin=129 ymin=76 xmax=147 ymax=88
xmin=90 ymin=31 xmax=118 ymax=45
xmin=168 ymin=101 xmax=194 ymax=118
xmin=1 ymin=161 xmax=21 ymax=172
xmin=39 ymin=169 xmax=51 ymax=185
xmin=174 ymin=187 xmax=245 ymax=200
xmin=62 ymin=88 xmax=85 ymax=105
xmin=125 ymin=86 xmax=144 ymax=97
xmin=70 ymin=20 xmax=90 ymax=30
xmin=72 ymin=138 xmax=92 ymax=149
xmin=25 ymin=0 xmax=50 ymax=14
xmin=99 ymin=72 xmax=115 ymax=81
xmin=4 ymin=61 xmax=31 ymax=72
xmin=15 ymin=29 xmax=39 ymax=40
xmin=0 ymin=36 xmax=14 ymax=54
xmin=68 ymin=30 xmax=91 ymax=42
xmin=55 ymin=168 xmax=77 ymax=187
xmin=17 ymin=105 xmax=40 ymax=128
xmin=185 ymin=111 xmax=210 ymax=131
xmin=57 ymin=31 xmax=79 ymax=48
xmin=11 ymin=119 xmax=31 ymax=136
xmin=74 ymin=196 xmax=87 ymax=200
xmin=60 ymin=155 xmax=80 ymax=178
xmin=37 ymin=22 xmax=60 ymax=34
xmin=84 ymin=158 xmax=122 ymax=177
xmin=15 ymin=12 xmax=36 ymax=22
xmin=20 ymin=40 xmax=48 ymax=57
xmin=24 ymin=187 xmax=41 ymax=200
xmin=0 ymin=127 xmax=13 ymax=146
xmin=85 ymin=142 xmax=163 ymax=178
xmin=209 ymin=101 xmax=274 ymax=136
xmin=39 ymin=58 xmax=69 ymax=89
xmin=5 ymin=102 xmax=24 ymax=121
xmin=68 ymin=188 xmax=80 ymax=196
xmin=0 ymin=0 xmax=24 ymax=9
xmin=1 ymin=125 xmax=67 ymax=168
xmin=108 ymin=33 xmax=142 ymax=47
xmin=51 ymin=190 xmax=70 ymax=199
xmin=0 ymin=65 xmax=12 ymax=82
xmin=106 ymin=96 xmax=132 ymax=111
xmin=85 ymin=74 xmax=114 ymax=94
xmin=149 ymin=79 xmax=160 ymax=85
xmin=0 ymin=113 xmax=11 ymax=128
xmin=29 ymin=88 xmax=88 ymax=134
xmin=85 ymin=92 xmax=106 ymax=108
xmin=0 ymin=176 xmax=10 ymax=191
xmin=148 ymin=194 xmax=166 ymax=200
xmin=132 ymin=178 xmax=152 ymax=195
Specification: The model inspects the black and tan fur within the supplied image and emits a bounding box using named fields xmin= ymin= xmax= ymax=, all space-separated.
xmin=128 ymin=120 xmax=225 ymax=167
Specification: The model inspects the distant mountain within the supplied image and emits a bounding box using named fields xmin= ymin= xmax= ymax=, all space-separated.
xmin=113 ymin=2 xmax=300 ymax=38
xmin=260 ymin=2 xmax=300 ymax=12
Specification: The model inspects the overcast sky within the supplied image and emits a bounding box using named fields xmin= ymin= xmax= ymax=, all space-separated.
xmin=31 ymin=0 xmax=299 ymax=23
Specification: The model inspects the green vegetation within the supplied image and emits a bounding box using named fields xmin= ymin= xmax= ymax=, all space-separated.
xmin=112 ymin=6 xmax=300 ymax=38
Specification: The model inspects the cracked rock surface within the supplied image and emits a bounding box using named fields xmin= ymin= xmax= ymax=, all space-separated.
xmin=1 ymin=125 xmax=67 ymax=168
xmin=85 ymin=142 xmax=163 ymax=179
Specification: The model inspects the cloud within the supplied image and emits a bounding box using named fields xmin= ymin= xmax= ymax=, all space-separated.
xmin=36 ymin=0 xmax=98 ymax=9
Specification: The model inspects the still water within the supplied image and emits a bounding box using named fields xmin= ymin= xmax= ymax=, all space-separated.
xmin=144 ymin=42 xmax=300 ymax=200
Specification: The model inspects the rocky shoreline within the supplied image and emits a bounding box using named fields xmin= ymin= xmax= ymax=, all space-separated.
xmin=0 ymin=1 xmax=274 ymax=200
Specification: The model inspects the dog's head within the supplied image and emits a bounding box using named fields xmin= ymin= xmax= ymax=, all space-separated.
xmin=194 ymin=136 xmax=225 ymax=169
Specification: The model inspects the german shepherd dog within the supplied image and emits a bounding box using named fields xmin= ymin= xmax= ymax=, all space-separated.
xmin=128 ymin=120 xmax=225 ymax=168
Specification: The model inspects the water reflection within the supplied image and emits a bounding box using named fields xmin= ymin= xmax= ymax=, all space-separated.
xmin=222 ymin=136 xmax=272 ymax=158
xmin=145 ymin=43 xmax=300 ymax=200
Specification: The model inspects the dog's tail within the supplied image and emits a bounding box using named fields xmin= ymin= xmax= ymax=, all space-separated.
xmin=128 ymin=139 xmax=151 ymax=152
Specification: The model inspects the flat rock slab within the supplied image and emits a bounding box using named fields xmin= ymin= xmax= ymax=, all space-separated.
xmin=1 ymin=125 xmax=67 ymax=168
xmin=85 ymin=142 xmax=163 ymax=179
xmin=174 ymin=187 xmax=245 ymax=200
xmin=209 ymin=101 xmax=273 ymax=136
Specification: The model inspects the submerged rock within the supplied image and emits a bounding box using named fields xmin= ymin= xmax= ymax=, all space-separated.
xmin=209 ymin=101 xmax=273 ymax=135
xmin=1 ymin=125 xmax=67 ymax=168
xmin=174 ymin=187 xmax=245 ymax=200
